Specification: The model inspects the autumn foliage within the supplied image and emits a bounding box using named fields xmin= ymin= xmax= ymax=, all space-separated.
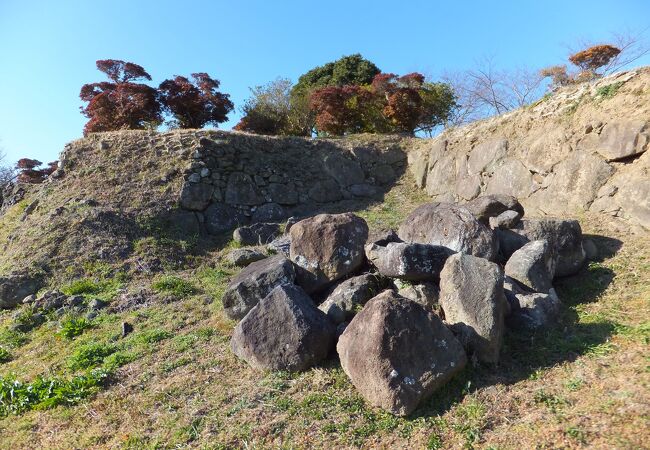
xmin=158 ymin=73 xmax=233 ymax=129
xmin=308 ymin=72 xmax=456 ymax=136
xmin=569 ymin=45 xmax=621 ymax=74
xmin=15 ymin=159 xmax=58 ymax=184
xmin=80 ymin=60 xmax=162 ymax=135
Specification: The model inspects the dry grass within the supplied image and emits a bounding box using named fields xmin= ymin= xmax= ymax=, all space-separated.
xmin=0 ymin=173 xmax=648 ymax=449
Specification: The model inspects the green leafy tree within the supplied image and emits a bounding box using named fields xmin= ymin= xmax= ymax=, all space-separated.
xmin=234 ymin=78 xmax=295 ymax=135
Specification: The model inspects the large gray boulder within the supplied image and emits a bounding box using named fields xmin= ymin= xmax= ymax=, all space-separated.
xmin=225 ymin=172 xmax=264 ymax=205
xmin=504 ymin=278 xmax=562 ymax=330
xmin=337 ymin=290 xmax=467 ymax=416
xmin=395 ymin=280 xmax=440 ymax=313
xmin=465 ymin=194 xmax=524 ymax=224
xmin=318 ymin=274 xmax=384 ymax=324
xmin=0 ymin=273 xmax=42 ymax=309
xmin=504 ymin=240 xmax=555 ymax=293
xmin=231 ymin=284 xmax=335 ymax=372
xmin=439 ymin=254 xmax=506 ymax=364
xmin=222 ymin=255 xmax=296 ymax=320
xmin=497 ymin=218 xmax=586 ymax=277
xmin=365 ymin=241 xmax=452 ymax=282
xmin=179 ymin=181 xmax=213 ymax=211
xmin=252 ymin=203 xmax=287 ymax=223
xmin=289 ymin=213 xmax=369 ymax=293
xmin=398 ymin=203 xmax=497 ymax=261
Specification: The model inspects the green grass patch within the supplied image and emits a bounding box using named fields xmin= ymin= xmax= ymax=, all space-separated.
xmin=0 ymin=347 xmax=11 ymax=363
xmin=58 ymin=316 xmax=93 ymax=339
xmin=0 ymin=369 xmax=109 ymax=416
xmin=0 ymin=328 xmax=29 ymax=348
xmin=151 ymin=275 xmax=198 ymax=298
xmin=68 ymin=342 xmax=117 ymax=371
xmin=132 ymin=328 xmax=173 ymax=345
xmin=61 ymin=277 xmax=122 ymax=301
xmin=595 ymin=81 xmax=623 ymax=100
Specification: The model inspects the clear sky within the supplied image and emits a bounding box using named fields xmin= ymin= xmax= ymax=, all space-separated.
xmin=1 ymin=0 xmax=649 ymax=164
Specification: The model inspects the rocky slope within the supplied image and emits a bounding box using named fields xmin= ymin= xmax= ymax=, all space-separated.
xmin=408 ymin=67 xmax=650 ymax=230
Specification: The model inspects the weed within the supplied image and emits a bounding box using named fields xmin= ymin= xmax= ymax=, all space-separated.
xmin=0 ymin=347 xmax=10 ymax=363
xmin=0 ymin=369 xmax=109 ymax=416
xmin=0 ymin=328 xmax=29 ymax=348
xmin=566 ymin=426 xmax=587 ymax=443
xmin=151 ymin=275 xmax=197 ymax=298
xmin=133 ymin=328 xmax=173 ymax=344
xmin=565 ymin=377 xmax=584 ymax=391
xmin=58 ymin=316 xmax=93 ymax=339
xmin=595 ymin=81 xmax=623 ymax=100
xmin=61 ymin=277 xmax=121 ymax=301
xmin=68 ymin=342 xmax=117 ymax=371
xmin=534 ymin=389 xmax=568 ymax=414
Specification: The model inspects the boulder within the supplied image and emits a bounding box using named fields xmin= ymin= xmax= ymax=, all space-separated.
xmin=398 ymin=203 xmax=497 ymax=261
xmin=318 ymin=274 xmax=384 ymax=324
xmin=323 ymin=154 xmax=365 ymax=187
xmin=337 ymin=290 xmax=467 ymax=416
xmin=233 ymin=223 xmax=281 ymax=246
xmin=222 ymin=255 xmax=296 ymax=320
xmin=0 ymin=274 xmax=42 ymax=309
xmin=227 ymin=248 xmax=267 ymax=267
xmin=179 ymin=181 xmax=213 ymax=211
xmin=365 ymin=241 xmax=452 ymax=282
xmin=595 ymin=120 xmax=649 ymax=162
xmin=465 ymin=194 xmax=524 ymax=224
xmin=504 ymin=240 xmax=555 ymax=293
xmin=204 ymin=203 xmax=247 ymax=235
xmin=395 ymin=280 xmax=440 ymax=313
xmin=489 ymin=210 xmax=522 ymax=229
xmin=231 ymin=284 xmax=335 ymax=372
xmin=268 ymin=183 xmax=299 ymax=205
xmin=467 ymin=138 xmax=508 ymax=174
xmin=289 ymin=213 xmax=369 ymax=293
xmin=252 ymin=203 xmax=287 ymax=223
xmin=505 ymin=283 xmax=562 ymax=330
xmin=308 ymin=180 xmax=343 ymax=203
xmin=497 ymin=218 xmax=586 ymax=277
xmin=439 ymin=254 xmax=506 ymax=364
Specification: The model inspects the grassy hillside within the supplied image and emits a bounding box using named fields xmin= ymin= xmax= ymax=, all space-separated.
xmin=0 ymin=171 xmax=648 ymax=448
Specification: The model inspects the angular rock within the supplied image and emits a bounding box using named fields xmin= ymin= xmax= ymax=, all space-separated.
xmin=395 ymin=280 xmax=440 ymax=312
xmin=233 ymin=223 xmax=281 ymax=246
xmin=267 ymin=235 xmax=291 ymax=257
xmin=227 ymin=248 xmax=267 ymax=267
xmin=506 ymin=287 xmax=562 ymax=330
xmin=465 ymin=194 xmax=524 ymax=224
xmin=252 ymin=203 xmax=286 ymax=223
xmin=268 ymin=183 xmax=299 ymax=205
xmin=323 ymin=154 xmax=365 ymax=187
xmin=595 ymin=120 xmax=649 ymax=162
xmin=337 ymin=290 xmax=467 ymax=416
xmin=489 ymin=210 xmax=522 ymax=229
xmin=289 ymin=213 xmax=369 ymax=293
xmin=179 ymin=181 xmax=213 ymax=211
xmin=439 ymin=254 xmax=506 ymax=363
xmin=0 ymin=274 xmax=42 ymax=309
xmin=225 ymin=172 xmax=264 ymax=205
xmin=231 ymin=284 xmax=335 ymax=372
xmin=318 ymin=274 xmax=384 ymax=324
xmin=467 ymin=138 xmax=508 ymax=174
xmin=365 ymin=241 xmax=452 ymax=282
xmin=204 ymin=203 xmax=247 ymax=235
xmin=504 ymin=240 xmax=555 ymax=293
xmin=308 ymin=180 xmax=343 ymax=203
xmin=485 ymin=158 xmax=536 ymax=199
xmin=222 ymin=255 xmax=296 ymax=320
xmin=398 ymin=202 xmax=497 ymax=261
xmin=497 ymin=218 xmax=586 ymax=277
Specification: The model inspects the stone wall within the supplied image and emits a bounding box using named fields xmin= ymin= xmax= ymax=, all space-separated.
xmin=406 ymin=69 xmax=650 ymax=230
xmin=176 ymin=131 xmax=407 ymax=234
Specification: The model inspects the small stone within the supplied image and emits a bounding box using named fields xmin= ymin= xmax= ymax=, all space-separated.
xmin=88 ymin=298 xmax=107 ymax=311
xmin=227 ymin=248 xmax=267 ymax=267
xmin=122 ymin=322 xmax=134 ymax=337
xmin=489 ymin=210 xmax=522 ymax=229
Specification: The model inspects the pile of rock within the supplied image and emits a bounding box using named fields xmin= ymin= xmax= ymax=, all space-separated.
xmin=223 ymin=195 xmax=591 ymax=416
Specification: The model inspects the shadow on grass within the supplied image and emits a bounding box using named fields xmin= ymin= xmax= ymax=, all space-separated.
xmin=410 ymin=235 xmax=623 ymax=419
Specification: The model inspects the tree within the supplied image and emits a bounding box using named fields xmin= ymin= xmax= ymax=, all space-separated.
xmin=539 ymin=65 xmax=571 ymax=90
xmin=291 ymin=54 xmax=381 ymax=134
xmin=0 ymin=149 xmax=14 ymax=188
xmin=309 ymin=85 xmax=373 ymax=136
xmin=569 ymin=44 xmax=621 ymax=78
xmin=80 ymin=59 xmax=162 ymax=135
xmin=159 ymin=73 xmax=233 ymax=129
xmin=15 ymin=159 xmax=57 ymax=184
xmin=234 ymin=78 xmax=295 ymax=135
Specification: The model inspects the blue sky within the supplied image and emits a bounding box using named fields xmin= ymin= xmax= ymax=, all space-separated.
xmin=1 ymin=0 xmax=649 ymax=164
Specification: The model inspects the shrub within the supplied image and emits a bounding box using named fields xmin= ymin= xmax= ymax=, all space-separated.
xmin=159 ymin=73 xmax=233 ymax=129
xmin=68 ymin=343 xmax=116 ymax=371
xmin=15 ymin=159 xmax=58 ymax=184
xmin=0 ymin=369 xmax=108 ymax=416
xmin=569 ymin=44 xmax=621 ymax=76
xmin=540 ymin=65 xmax=572 ymax=90
xmin=59 ymin=316 xmax=93 ymax=339
xmin=595 ymin=81 xmax=623 ymax=99
xmin=151 ymin=275 xmax=197 ymax=298
xmin=234 ymin=78 xmax=296 ymax=135
xmin=80 ymin=59 xmax=162 ymax=135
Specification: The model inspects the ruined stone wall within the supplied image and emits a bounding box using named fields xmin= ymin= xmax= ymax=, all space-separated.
xmin=175 ymin=131 xmax=408 ymax=234
xmin=406 ymin=68 xmax=650 ymax=230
